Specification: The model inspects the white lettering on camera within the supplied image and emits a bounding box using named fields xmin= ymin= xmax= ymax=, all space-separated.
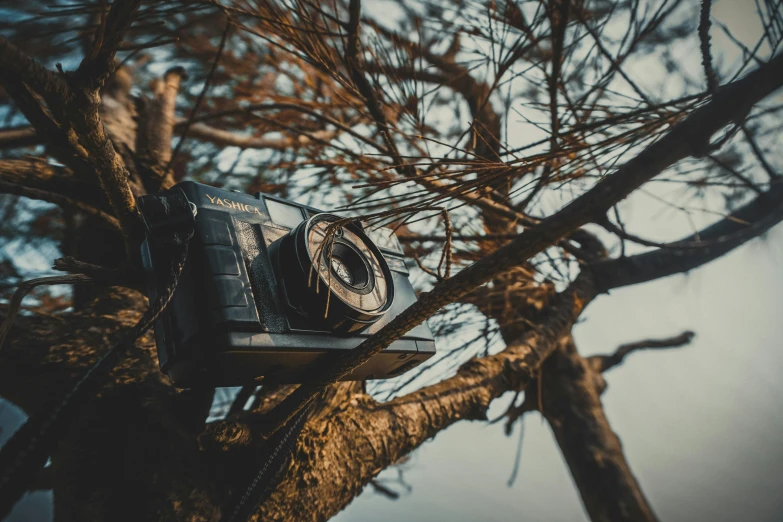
xmin=205 ymin=193 xmax=264 ymax=215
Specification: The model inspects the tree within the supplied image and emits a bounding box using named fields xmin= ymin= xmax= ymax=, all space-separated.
xmin=0 ymin=0 xmax=781 ymax=520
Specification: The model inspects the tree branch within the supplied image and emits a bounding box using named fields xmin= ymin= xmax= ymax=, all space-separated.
xmin=588 ymin=331 xmax=696 ymax=374
xmin=76 ymin=0 xmax=142 ymax=90
xmin=0 ymin=158 xmax=104 ymax=207
xmin=142 ymin=67 xmax=186 ymax=189
xmin=185 ymin=122 xmax=338 ymax=150
xmin=68 ymin=88 xmax=140 ymax=237
xmin=0 ymin=37 xmax=68 ymax=102
xmin=590 ymin=181 xmax=783 ymax=292
xmin=398 ymin=233 xmax=520 ymax=242
xmin=65 ymin=1 xmax=142 ymax=237
xmin=0 ymin=77 xmax=63 ymax=153
xmin=368 ymin=479 xmax=400 ymax=500
xmin=0 ymin=180 xmax=120 ymax=229
xmin=0 ymin=274 xmax=93 ymax=353
xmin=52 ymin=256 xmax=139 ymax=290
xmin=1 ymin=5 xmax=142 ymax=238
xmin=699 ymin=0 xmax=720 ymax=94
xmin=349 ymin=7 xmax=531 ymax=229
xmin=0 ymin=126 xmax=40 ymax=149
xmin=742 ymin=124 xmax=779 ymax=179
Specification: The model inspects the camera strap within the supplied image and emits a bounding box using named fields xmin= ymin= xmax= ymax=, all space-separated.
xmin=223 ymin=400 xmax=314 ymax=522
xmin=0 ymin=188 xmax=195 ymax=518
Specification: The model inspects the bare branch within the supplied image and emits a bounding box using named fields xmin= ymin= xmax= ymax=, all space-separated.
xmin=68 ymin=90 xmax=140 ymax=236
xmin=597 ymin=218 xmax=672 ymax=249
xmin=52 ymin=257 xmax=139 ymax=290
xmin=398 ymin=233 xmax=520 ymax=242
xmin=76 ymin=0 xmax=142 ymax=90
xmin=0 ymin=158 xmax=103 ymax=206
xmin=538 ymin=339 xmax=660 ymax=522
xmin=0 ymin=37 xmax=68 ymax=102
xmin=707 ymin=153 xmax=768 ymax=196
xmin=368 ymin=480 xmax=400 ymax=500
xmin=489 ymin=392 xmax=536 ymax=436
xmin=1 ymin=6 xmax=140 ymax=237
xmin=588 ymin=331 xmax=696 ymax=373
xmin=345 ymin=4 xmax=524 ymax=225
xmin=0 ymin=78 xmax=63 ymax=151
xmin=0 ymin=274 xmax=93 ymax=353
xmin=238 ymin=275 xmax=597 ymax=520
xmin=0 ymin=179 xmax=120 ymax=230
xmin=699 ymin=0 xmax=720 ymax=93
xmin=591 ymin=182 xmax=783 ymax=292
xmin=0 ymin=126 xmax=40 ymax=149
xmin=185 ymin=123 xmax=338 ymax=150
xmin=742 ymin=124 xmax=780 ymax=179
xmin=143 ymin=67 xmax=187 ymax=186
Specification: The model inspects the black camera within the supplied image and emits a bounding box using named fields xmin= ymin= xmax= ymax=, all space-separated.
xmin=138 ymin=182 xmax=435 ymax=387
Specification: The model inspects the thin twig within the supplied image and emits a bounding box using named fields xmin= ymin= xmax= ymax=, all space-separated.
xmin=699 ymin=0 xmax=719 ymax=94
xmin=588 ymin=331 xmax=696 ymax=373
xmin=166 ymin=18 xmax=231 ymax=175
xmin=0 ymin=274 xmax=93 ymax=353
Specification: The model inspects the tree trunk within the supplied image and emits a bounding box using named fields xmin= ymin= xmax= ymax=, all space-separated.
xmin=532 ymin=338 xmax=659 ymax=522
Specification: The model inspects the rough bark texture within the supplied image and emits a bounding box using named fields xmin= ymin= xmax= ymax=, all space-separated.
xmin=0 ymin=159 xmax=104 ymax=207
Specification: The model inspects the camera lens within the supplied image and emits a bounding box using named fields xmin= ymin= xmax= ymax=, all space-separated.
xmin=325 ymin=240 xmax=370 ymax=291
xmin=273 ymin=213 xmax=395 ymax=333
xmin=305 ymin=219 xmax=388 ymax=311
xmin=329 ymin=243 xmax=369 ymax=289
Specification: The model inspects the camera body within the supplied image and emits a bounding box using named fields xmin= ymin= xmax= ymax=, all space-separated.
xmin=139 ymin=181 xmax=435 ymax=388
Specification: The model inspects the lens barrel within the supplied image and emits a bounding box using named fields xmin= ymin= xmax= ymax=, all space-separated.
xmin=273 ymin=213 xmax=394 ymax=333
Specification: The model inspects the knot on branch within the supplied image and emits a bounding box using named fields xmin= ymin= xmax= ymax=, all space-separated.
xmin=205 ymin=422 xmax=254 ymax=453
xmin=501 ymin=354 xmax=537 ymax=391
xmin=457 ymin=356 xmax=496 ymax=379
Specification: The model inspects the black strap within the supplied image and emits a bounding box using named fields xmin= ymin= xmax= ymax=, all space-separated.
xmin=0 ymin=189 xmax=194 ymax=518
xmin=137 ymin=187 xmax=197 ymax=246
xmin=223 ymin=401 xmax=314 ymax=522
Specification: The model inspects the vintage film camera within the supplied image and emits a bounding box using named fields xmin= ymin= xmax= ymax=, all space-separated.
xmin=139 ymin=182 xmax=435 ymax=387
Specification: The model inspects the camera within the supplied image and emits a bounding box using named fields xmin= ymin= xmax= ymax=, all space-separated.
xmin=138 ymin=182 xmax=436 ymax=387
